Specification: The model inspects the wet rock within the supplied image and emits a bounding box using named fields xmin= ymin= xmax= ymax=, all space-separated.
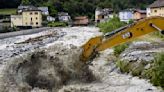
xmin=120 ymin=41 xmax=163 ymax=63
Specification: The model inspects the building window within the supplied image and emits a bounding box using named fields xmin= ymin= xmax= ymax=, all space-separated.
xmin=36 ymin=22 xmax=38 ymax=25
xmin=30 ymin=22 xmax=33 ymax=25
xmin=36 ymin=17 xmax=38 ymax=20
xmin=154 ymin=10 xmax=157 ymax=13
xmin=102 ymin=15 xmax=104 ymax=19
xmin=35 ymin=12 xmax=38 ymax=15
xmin=31 ymin=18 xmax=32 ymax=21
xmin=30 ymin=12 xmax=33 ymax=15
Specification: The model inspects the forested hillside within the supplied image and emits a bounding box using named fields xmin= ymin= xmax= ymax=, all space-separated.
xmin=0 ymin=0 xmax=155 ymax=17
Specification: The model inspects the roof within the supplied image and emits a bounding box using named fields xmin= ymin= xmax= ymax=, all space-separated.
xmin=18 ymin=5 xmax=30 ymax=10
xmin=74 ymin=16 xmax=89 ymax=25
xmin=120 ymin=9 xmax=134 ymax=12
xmin=74 ymin=16 xmax=88 ymax=20
xmin=18 ymin=5 xmax=40 ymax=11
xmin=38 ymin=7 xmax=48 ymax=12
xmin=149 ymin=0 xmax=164 ymax=8
xmin=133 ymin=9 xmax=146 ymax=14
xmin=58 ymin=12 xmax=69 ymax=16
xmin=96 ymin=8 xmax=113 ymax=15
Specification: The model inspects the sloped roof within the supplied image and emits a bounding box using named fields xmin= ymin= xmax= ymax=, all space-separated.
xmin=120 ymin=9 xmax=134 ymax=12
xmin=149 ymin=0 xmax=164 ymax=8
xmin=18 ymin=5 xmax=41 ymax=12
xmin=134 ymin=9 xmax=146 ymax=14
xmin=96 ymin=8 xmax=113 ymax=15
xmin=58 ymin=12 xmax=69 ymax=16
xmin=38 ymin=7 xmax=48 ymax=12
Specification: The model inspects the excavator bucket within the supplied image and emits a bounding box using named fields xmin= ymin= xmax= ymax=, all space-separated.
xmin=80 ymin=36 xmax=102 ymax=62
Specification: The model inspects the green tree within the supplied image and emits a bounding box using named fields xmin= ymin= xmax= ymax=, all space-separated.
xmin=21 ymin=0 xmax=30 ymax=5
xmin=98 ymin=16 xmax=127 ymax=33
xmin=0 ymin=0 xmax=155 ymax=18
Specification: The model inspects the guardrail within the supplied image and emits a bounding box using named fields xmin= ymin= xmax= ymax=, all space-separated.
xmin=0 ymin=27 xmax=52 ymax=39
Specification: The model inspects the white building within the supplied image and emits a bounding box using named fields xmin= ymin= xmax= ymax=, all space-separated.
xmin=119 ymin=9 xmax=133 ymax=22
xmin=47 ymin=16 xmax=55 ymax=22
xmin=95 ymin=8 xmax=113 ymax=23
xmin=58 ymin=12 xmax=71 ymax=22
xmin=38 ymin=7 xmax=49 ymax=15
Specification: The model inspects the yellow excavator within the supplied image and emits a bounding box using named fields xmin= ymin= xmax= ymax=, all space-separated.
xmin=81 ymin=16 xmax=164 ymax=64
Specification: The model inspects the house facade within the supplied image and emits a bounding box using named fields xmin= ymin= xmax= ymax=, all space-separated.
xmin=119 ymin=9 xmax=133 ymax=22
xmin=38 ymin=7 xmax=49 ymax=15
xmin=58 ymin=12 xmax=71 ymax=22
xmin=11 ymin=15 xmax=23 ymax=27
xmin=95 ymin=8 xmax=113 ymax=23
xmin=147 ymin=0 xmax=164 ymax=17
xmin=133 ymin=9 xmax=146 ymax=20
xmin=22 ymin=10 xmax=42 ymax=27
xmin=11 ymin=6 xmax=42 ymax=27
xmin=73 ymin=16 xmax=89 ymax=26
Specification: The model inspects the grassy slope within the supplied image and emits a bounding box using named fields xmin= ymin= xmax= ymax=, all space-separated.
xmin=0 ymin=9 xmax=16 ymax=15
xmin=135 ymin=33 xmax=164 ymax=42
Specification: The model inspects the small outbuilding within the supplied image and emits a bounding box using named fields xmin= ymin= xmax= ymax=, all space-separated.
xmin=73 ymin=16 xmax=89 ymax=26
xmin=133 ymin=9 xmax=146 ymax=20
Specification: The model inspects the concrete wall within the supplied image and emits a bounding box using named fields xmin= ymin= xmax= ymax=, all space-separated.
xmin=0 ymin=27 xmax=51 ymax=39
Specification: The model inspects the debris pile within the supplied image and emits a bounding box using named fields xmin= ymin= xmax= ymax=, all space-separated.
xmin=0 ymin=44 xmax=95 ymax=92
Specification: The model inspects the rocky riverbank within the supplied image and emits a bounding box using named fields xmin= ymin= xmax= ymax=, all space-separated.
xmin=0 ymin=27 xmax=163 ymax=92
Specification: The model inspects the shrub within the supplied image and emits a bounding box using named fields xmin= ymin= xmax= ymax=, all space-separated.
xmin=98 ymin=17 xmax=127 ymax=33
xmin=116 ymin=52 xmax=164 ymax=89
xmin=149 ymin=53 xmax=164 ymax=88
xmin=153 ymin=32 xmax=164 ymax=39
xmin=116 ymin=60 xmax=145 ymax=76
xmin=114 ymin=43 xmax=129 ymax=56
xmin=116 ymin=60 xmax=130 ymax=73
xmin=48 ymin=22 xmax=67 ymax=27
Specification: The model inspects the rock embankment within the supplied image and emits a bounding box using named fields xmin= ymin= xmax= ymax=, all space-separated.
xmin=118 ymin=41 xmax=164 ymax=75
xmin=120 ymin=41 xmax=164 ymax=62
xmin=117 ymin=41 xmax=164 ymax=90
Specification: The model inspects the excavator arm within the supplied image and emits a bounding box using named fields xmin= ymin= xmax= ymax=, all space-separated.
xmin=81 ymin=16 xmax=164 ymax=63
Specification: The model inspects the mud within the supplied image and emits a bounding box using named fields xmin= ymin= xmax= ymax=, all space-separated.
xmin=0 ymin=44 xmax=95 ymax=92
